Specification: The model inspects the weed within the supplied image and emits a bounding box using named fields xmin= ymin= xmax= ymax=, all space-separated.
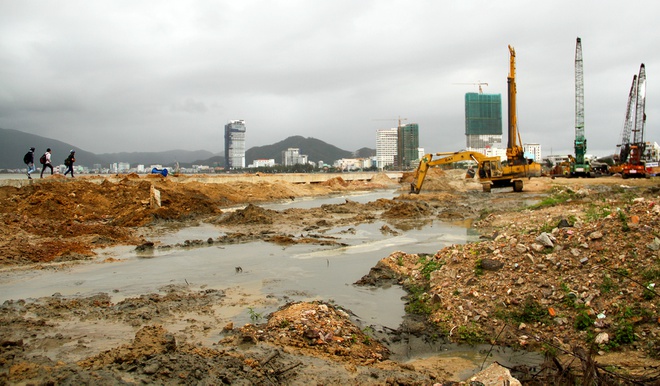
xmin=600 ymin=275 xmax=617 ymax=294
xmin=615 ymin=268 xmax=630 ymax=279
xmin=474 ymin=259 xmax=484 ymax=276
xmin=585 ymin=204 xmax=611 ymax=222
xmin=279 ymin=319 xmax=290 ymax=328
xmin=247 ymin=307 xmax=263 ymax=322
xmin=574 ymin=311 xmax=593 ymax=331
xmin=418 ymin=256 xmax=444 ymax=280
xmin=504 ymin=297 xmax=549 ymax=324
xmin=405 ymin=285 xmax=432 ymax=315
xmin=529 ymin=189 xmax=575 ymax=210
xmin=618 ymin=210 xmax=630 ymax=232
xmin=361 ymin=326 xmax=374 ymax=345
xmin=643 ymin=283 xmax=656 ymax=300
xmin=396 ymin=255 xmax=404 ymax=266
xmin=642 ymin=267 xmax=660 ymax=281
xmin=608 ymin=320 xmax=636 ymax=348
xmin=539 ymin=223 xmax=554 ymax=233
xmin=457 ymin=324 xmax=485 ymax=345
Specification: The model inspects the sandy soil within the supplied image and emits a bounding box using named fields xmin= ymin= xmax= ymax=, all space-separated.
xmin=1 ymin=170 xmax=659 ymax=384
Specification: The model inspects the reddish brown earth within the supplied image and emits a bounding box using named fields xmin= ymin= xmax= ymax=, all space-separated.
xmin=1 ymin=170 xmax=659 ymax=384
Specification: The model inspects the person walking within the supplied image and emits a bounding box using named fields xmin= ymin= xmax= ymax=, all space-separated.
xmin=40 ymin=148 xmax=53 ymax=178
xmin=63 ymin=150 xmax=76 ymax=177
xmin=23 ymin=147 xmax=36 ymax=179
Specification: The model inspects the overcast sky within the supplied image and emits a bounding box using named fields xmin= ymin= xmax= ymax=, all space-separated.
xmin=1 ymin=1 xmax=657 ymax=157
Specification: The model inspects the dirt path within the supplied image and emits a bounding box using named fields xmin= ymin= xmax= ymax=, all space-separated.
xmin=1 ymin=171 xmax=659 ymax=384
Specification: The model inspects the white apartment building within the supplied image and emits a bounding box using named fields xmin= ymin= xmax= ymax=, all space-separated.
xmin=523 ymin=143 xmax=542 ymax=162
xmin=333 ymin=158 xmax=372 ymax=170
xmin=376 ymin=128 xmax=397 ymax=170
xmin=250 ymin=159 xmax=276 ymax=168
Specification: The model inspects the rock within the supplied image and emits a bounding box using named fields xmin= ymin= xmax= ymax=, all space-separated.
xmin=647 ymin=237 xmax=660 ymax=251
xmin=143 ymin=362 xmax=160 ymax=375
xmin=589 ymin=231 xmax=603 ymax=240
xmin=557 ymin=218 xmax=572 ymax=228
xmin=480 ymin=258 xmax=504 ymax=271
xmin=515 ymin=244 xmax=528 ymax=253
xmin=535 ymin=232 xmax=554 ymax=247
xmin=531 ymin=243 xmax=545 ymax=252
xmin=469 ymin=362 xmax=522 ymax=386
xmin=594 ymin=332 xmax=609 ymax=345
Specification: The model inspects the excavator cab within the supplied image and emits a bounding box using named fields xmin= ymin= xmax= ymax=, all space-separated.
xmin=478 ymin=160 xmax=503 ymax=179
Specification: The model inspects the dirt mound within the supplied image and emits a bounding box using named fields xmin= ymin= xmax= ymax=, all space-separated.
xmin=369 ymin=172 xmax=399 ymax=187
xmin=217 ymin=203 xmax=277 ymax=224
xmin=79 ymin=325 xmax=176 ymax=369
xmin=382 ymin=201 xmax=434 ymax=218
xmin=238 ymin=301 xmax=390 ymax=364
xmin=319 ymin=176 xmax=349 ymax=188
xmin=418 ymin=169 xmax=482 ymax=192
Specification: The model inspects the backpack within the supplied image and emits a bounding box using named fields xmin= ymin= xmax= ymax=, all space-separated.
xmin=39 ymin=153 xmax=47 ymax=165
xmin=23 ymin=152 xmax=31 ymax=164
xmin=64 ymin=157 xmax=71 ymax=166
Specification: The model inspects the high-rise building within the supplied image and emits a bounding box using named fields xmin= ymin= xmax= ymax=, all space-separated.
xmin=523 ymin=143 xmax=542 ymax=162
xmin=397 ymin=123 xmax=419 ymax=169
xmin=376 ymin=128 xmax=398 ymax=169
xmin=465 ymin=93 xmax=502 ymax=149
xmin=224 ymin=120 xmax=246 ymax=169
xmin=282 ymin=148 xmax=308 ymax=166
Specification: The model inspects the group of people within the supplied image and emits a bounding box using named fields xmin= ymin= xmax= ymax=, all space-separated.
xmin=23 ymin=147 xmax=76 ymax=179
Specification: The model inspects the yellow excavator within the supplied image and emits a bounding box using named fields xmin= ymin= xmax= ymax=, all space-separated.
xmin=410 ymin=45 xmax=541 ymax=194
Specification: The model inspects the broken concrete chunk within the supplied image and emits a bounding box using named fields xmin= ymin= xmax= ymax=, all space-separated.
xmin=647 ymin=237 xmax=660 ymax=251
xmin=589 ymin=231 xmax=603 ymax=240
xmin=535 ymin=232 xmax=554 ymax=248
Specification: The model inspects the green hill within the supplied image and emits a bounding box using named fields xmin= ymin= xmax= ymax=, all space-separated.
xmin=0 ymin=128 xmax=107 ymax=169
xmin=1 ymin=129 xmax=371 ymax=170
xmin=246 ymin=136 xmax=354 ymax=165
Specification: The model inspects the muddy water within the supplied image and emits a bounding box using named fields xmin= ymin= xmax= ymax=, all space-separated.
xmin=0 ymin=190 xmax=541 ymax=371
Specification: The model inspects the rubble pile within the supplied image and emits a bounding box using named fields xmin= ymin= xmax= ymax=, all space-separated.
xmin=369 ymin=185 xmax=660 ymax=376
xmin=236 ymin=301 xmax=390 ymax=365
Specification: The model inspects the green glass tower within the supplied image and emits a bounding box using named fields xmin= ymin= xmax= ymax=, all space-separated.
xmin=397 ymin=123 xmax=419 ymax=169
xmin=464 ymin=93 xmax=502 ymax=148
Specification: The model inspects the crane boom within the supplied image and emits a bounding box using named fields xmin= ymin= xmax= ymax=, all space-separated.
xmin=628 ymin=63 xmax=647 ymax=166
xmin=506 ymin=45 xmax=524 ymax=163
xmin=570 ymin=37 xmax=591 ymax=177
xmin=621 ymin=63 xmax=648 ymax=178
xmin=617 ymin=74 xmax=637 ymax=163
xmin=632 ymin=64 xmax=646 ymax=145
xmin=574 ymin=38 xmax=586 ymax=164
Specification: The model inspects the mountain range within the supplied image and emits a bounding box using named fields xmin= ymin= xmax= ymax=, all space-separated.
xmin=0 ymin=128 xmax=375 ymax=170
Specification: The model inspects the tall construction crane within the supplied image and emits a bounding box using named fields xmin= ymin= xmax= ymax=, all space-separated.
xmin=505 ymin=45 xmax=527 ymax=165
xmin=613 ymin=74 xmax=638 ymax=168
xmin=622 ymin=63 xmax=648 ymax=178
xmin=571 ymin=37 xmax=592 ymax=177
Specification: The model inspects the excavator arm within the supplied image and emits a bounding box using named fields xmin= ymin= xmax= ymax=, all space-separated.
xmin=409 ymin=151 xmax=490 ymax=194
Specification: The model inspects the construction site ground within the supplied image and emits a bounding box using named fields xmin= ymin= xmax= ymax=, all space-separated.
xmin=1 ymin=170 xmax=659 ymax=384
